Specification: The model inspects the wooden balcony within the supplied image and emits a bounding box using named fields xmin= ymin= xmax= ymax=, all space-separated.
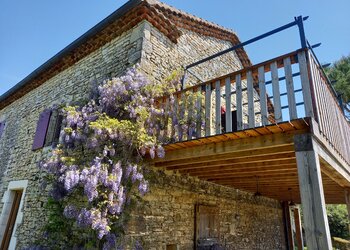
xmin=153 ymin=48 xmax=350 ymax=206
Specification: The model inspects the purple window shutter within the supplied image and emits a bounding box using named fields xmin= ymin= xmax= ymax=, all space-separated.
xmin=32 ymin=109 xmax=52 ymax=150
xmin=0 ymin=121 xmax=5 ymax=138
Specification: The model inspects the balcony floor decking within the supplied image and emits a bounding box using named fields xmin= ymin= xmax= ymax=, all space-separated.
xmin=153 ymin=118 xmax=347 ymax=204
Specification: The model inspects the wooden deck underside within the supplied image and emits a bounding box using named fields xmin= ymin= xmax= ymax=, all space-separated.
xmin=154 ymin=118 xmax=347 ymax=204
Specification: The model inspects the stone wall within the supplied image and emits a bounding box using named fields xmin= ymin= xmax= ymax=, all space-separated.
xmin=0 ymin=20 xmax=279 ymax=249
xmin=139 ymin=21 xmax=243 ymax=86
xmin=125 ymin=170 xmax=286 ymax=250
xmin=138 ymin=21 xmax=261 ymax=127
xmin=0 ymin=22 xmax=146 ymax=249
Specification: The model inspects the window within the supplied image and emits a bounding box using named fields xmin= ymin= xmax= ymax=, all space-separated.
xmin=0 ymin=190 xmax=23 ymax=250
xmin=0 ymin=180 xmax=28 ymax=250
xmin=32 ymin=109 xmax=62 ymax=150
xmin=195 ymin=205 xmax=220 ymax=249
xmin=44 ymin=109 xmax=63 ymax=147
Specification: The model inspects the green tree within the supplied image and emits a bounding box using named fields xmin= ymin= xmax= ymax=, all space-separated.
xmin=327 ymin=204 xmax=350 ymax=239
xmin=325 ymin=55 xmax=350 ymax=117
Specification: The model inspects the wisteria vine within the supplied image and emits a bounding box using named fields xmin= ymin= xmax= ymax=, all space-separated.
xmin=39 ymin=66 xmax=183 ymax=249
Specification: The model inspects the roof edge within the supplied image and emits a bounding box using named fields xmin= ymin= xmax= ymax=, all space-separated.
xmin=0 ymin=0 xmax=251 ymax=110
xmin=0 ymin=0 xmax=142 ymax=106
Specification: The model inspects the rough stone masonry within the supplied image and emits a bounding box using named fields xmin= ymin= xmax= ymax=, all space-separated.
xmin=0 ymin=2 xmax=286 ymax=249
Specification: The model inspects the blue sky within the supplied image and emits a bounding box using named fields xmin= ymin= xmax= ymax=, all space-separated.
xmin=1 ymin=0 xmax=349 ymax=96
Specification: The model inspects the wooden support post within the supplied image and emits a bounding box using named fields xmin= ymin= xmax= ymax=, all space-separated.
xmin=294 ymin=134 xmax=332 ymax=250
xmin=344 ymin=189 xmax=350 ymax=234
xmin=282 ymin=201 xmax=295 ymax=250
xmin=293 ymin=206 xmax=304 ymax=250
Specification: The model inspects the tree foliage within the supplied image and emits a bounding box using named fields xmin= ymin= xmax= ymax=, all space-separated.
xmin=325 ymin=55 xmax=350 ymax=116
xmin=327 ymin=205 xmax=350 ymax=239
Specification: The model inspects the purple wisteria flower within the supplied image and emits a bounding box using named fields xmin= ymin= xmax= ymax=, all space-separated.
xmin=39 ymin=66 xmax=172 ymax=246
xmin=103 ymin=233 xmax=117 ymax=250
xmin=63 ymin=205 xmax=79 ymax=219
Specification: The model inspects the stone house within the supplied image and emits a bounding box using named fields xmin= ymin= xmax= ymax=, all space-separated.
xmin=1 ymin=0 xmax=350 ymax=250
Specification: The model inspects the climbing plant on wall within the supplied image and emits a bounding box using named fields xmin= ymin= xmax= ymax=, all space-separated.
xmin=36 ymin=66 xmax=186 ymax=249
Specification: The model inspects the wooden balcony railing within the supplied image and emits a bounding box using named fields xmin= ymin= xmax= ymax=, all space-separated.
xmin=157 ymin=48 xmax=350 ymax=164
xmin=308 ymin=50 xmax=350 ymax=164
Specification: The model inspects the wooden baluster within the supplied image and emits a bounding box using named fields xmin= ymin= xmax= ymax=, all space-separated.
xmin=236 ymin=74 xmax=243 ymax=131
xmin=178 ymin=92 xmax=186 ymax=142
xmin=284 ymin=57 xmax=298 ymax=120
xmin=310 ymin=54 xmax=325 ymax=133
xmin=335 ymin=105 xmax=345 ymax=156
xmin=322 ymin=79 xmax=333 ymax=144
xmin=187 ymin=89 xmax=194 ymax=140
xmin=271 ymin=61 xmax=282 ymax=123
xmin=298 ymin=51 xmax=314 ymax=118
xmin=205 ymin=83 xmax=212 ymax=136
xmin=215 ymin=80 xmax=222 ymax=134
xmin=171 ymin=95 xmax=178 ymax=142
xmin=258 ymin=66 xmax=268 ymax=126
xmin=316 ymin=60 xmax=330 ymax=140
xmin=247 ymin=70 xmax=255 ymax=128
xmin=163 ymin=97 xmax=169 ymax=141
xmin=196 ymin=87 xmax=202 ymax=139
xmin=225 ymin=77 xmax=232 ymax=132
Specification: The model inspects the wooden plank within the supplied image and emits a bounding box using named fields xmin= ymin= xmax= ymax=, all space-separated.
xmin=295 ymin=135 xmax=333 ymax=249
xmin=233 ymin=131 xmax=249 ymax=138
xmin=156 ymin=144 xmax=294 ymax=168
xmin=278 ymin=122 xmax=296 ymax=132
xmin=157 ymin=133 xmax=296 ymax=163
xmin=247 ymin=70 xmax=255 ymax=128
xmin=254 ymin=126 xmax=273 ymax=135
xmin=290 ymin=119 xmax=308 ymax=130
xmin=244 ymin=129 xmax=261 ymax=137
xmin=163 ymin=97 xmax=170 ymax=140
xmin=298 ymin=51 xmax=314 ymax=118
xmin=225 ymin=77 xmax=232 ymax=132
xmin=284 ymin=57 xmax=298 ymax=120
xmin=213 ymin=175 xmax=299 ymax=183
xmin=171 ymin=95 xmax=178 ymax=141
xmin=178 ymin=92 xmax=186 ymax=141
xmin=200 ymin=169 xmax=297 ymax=179
xmin=271 ymin=61 xmax=282 ymax=122
xmin=215 ymin=80 xmax=221 ymax=135
xmin=236 ymin=74 xmax=243 ymax=131
xmin=187 ymin=90 xmax=194 ymax=140
xmin=309 ymin=54 xmax=325 ymax=132
xmin=293 ymin=207 xmax=305 ymax=250
xmin=168 ymin=152 xmax=296 ymax=171
xmin=258 ymin=66 xmax=268 ymax=126
xmin=282 ymin=201 xmax=295 ymax=250
xmin=265 ymin=124 xmax=284 ymax=134
xmin=181 ymin=160 xmax=297 ymax=175
xmin=196 ymin=88 xmax=202 ymax=139
xmin=205 ymin=83 xmax=212 ymax=137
